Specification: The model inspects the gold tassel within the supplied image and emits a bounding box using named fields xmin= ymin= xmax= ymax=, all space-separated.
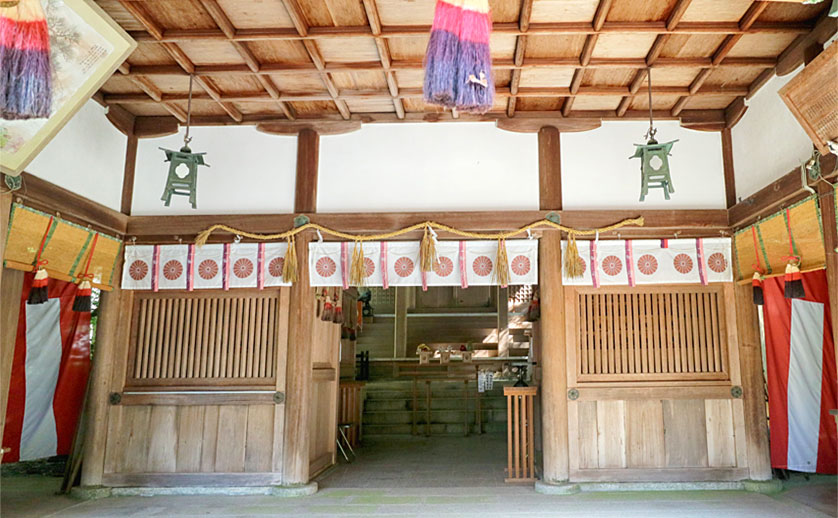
xmin=195 ymin=227 xmax=213 ymax=248
xmin=350 ymin=241 xmax=366 ymax=287
xmin=495 ymin=239 xmax=509 ymax=287
xmin=563 ymin=233 xmax=584 ymax=278
xmin=420 ymin=226 xmax=436 ymax=272
xmin=282 ymin=235 xmax=298 ymax=283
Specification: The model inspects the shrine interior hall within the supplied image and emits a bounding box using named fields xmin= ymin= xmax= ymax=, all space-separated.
xmin=1 ymin=0 xmax=837 ymax=517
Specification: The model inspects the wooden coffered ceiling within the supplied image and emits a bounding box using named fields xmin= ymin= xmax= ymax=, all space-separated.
xmin=95 ymin=0 xmax=831 ymax=133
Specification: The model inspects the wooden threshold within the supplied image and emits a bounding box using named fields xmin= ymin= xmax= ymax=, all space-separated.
xmin=101 ymin=472 xmax=283 ymax=487
xmin=571 ymin=467 xmax=750 ymax=482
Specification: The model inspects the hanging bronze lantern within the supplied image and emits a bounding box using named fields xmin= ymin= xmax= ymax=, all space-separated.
xmin=160 ymin=75 xmax=208 ymax=209
xmin=629 ymin=68 xmax=677 ymax=202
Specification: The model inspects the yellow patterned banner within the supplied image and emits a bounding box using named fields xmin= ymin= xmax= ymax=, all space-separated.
xmin=3 ymin=204 xmax=121 ymax=290
xmin=734 ymin=195 xmax=825 ymax=281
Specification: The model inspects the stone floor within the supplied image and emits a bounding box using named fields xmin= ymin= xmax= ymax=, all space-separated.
xmin=2 ymin=435 xmax=836 ymax=518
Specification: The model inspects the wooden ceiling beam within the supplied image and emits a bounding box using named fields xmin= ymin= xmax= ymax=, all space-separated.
xmin=102 ymin=85 xmax=749 ymax=105
xmin=125 ymin=20 xmax=810 ymax=43
xmin=362 ymin=0 xmax=405 ymax=119
xmin=279 ymin=0 xmax=351 ymax=119
xmin=746 ymin=67 xmax=775 ymax=99
xmin=508 ymin=0 xmax=534 ymax=117
xmin=196 ymin=0 xmax=295 ymax=120
xmin=562 ymin=0 xmax=611 ymax=117
xmin=121 ymin=56 xmax=776 ymax=79
xmin=775 ymin=13 xmax=837 ymax=75
xmin=118 ymin=0 xmax=243 ymax=123
xmin=126 ymin=209 xmax=729 ymax=240
xmin=671 ymin=1 xmax=770 ymax=118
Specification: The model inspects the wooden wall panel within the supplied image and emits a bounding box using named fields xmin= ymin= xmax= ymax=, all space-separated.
xmin=577 ymin=401 xmax=599 ymax=469
xmin=625 ymin=400 xmax=665 ymax=468
xmin=663 ymin=399 xmax=709 ymax=468
xmin=146 ymin=406 xmax=177 ymax=472
xmin=215 ymin=406 xmax=248 ymax=472
xmin=595 ymin=400 xmax=626 ymax=468
xmin=705 ymin=399 xmax=737 ymax=468
xmin=176 ymin=406 xmax=205 ymax=472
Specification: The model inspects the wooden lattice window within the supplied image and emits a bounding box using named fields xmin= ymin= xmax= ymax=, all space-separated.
xmin=126 ymin=291 xmax=281 ymax=389
xmin=569 ymin=285 xmax=730 ymax=382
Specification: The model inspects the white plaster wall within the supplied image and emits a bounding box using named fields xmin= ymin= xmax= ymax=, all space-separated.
xmin=317 ymin=123 xmax=539 ymax=212
xmin=562 ymin=120 xmax=726 ymax=209
xmin=132 ymin=126 xmax=297 ymax=215
xmin=731 ymin=67 xmax=813 ymax=200
xmin=25 ymin=100 xmax=126 ymax=211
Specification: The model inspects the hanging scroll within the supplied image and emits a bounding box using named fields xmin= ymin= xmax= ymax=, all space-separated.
xmin=562 ymin=237 xmax=733 ymax=286
xmin=309 ymin=240 xmax=538 ymax=288
xmin=733 ymin=195 xmax=825 ymax=281
xmin=121 ymin=243 xmax=291 ymax=291
xmin=3 ymin=203 xmax=121 ymax=290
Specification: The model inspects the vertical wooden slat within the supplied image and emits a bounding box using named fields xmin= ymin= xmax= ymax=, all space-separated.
xmin=134 ymin=299 xmax=148 ymax=379
xmin=267 ymin=297 xmax=276 ymax=376
xmin=631 ymin=293 xmax=640 ymax=374
xmin=710 ymin=292 xmax=721 ymax=372
xmin=638 ymin=293 xmax=647 ymax=374
xmin=220 ymin=298 xmax=232 ymax=377
xmin=158 ymin=298 xmax=172 ymax=378
xmin=684 ymin=293 xmax=695 ymax=372
xmin=194 ymin=298 xmax=206 ymax=378
xmin=513 ymin=394 xmax=520 ymax=478
xmin=580 ymin=295 xmax=588 ymax=375
xmin=185 ymin=298 xmax=197 ymax=378
xmin=520 ymin=394 xmax=527 ymax=478
xmin=233 ymin=297 xmax=244 ymax=377
xmin=651 ymin=292 xmax=661 ymax=373
xmin=253 ymin=297 xmax=263 ymax=378
xmin=242 ymin=297 xmax=252 ymax=378
xmin=211 ymin=298 xmax=222 ymax=378
xmin=149 ymin=298 xmax=161 ymax=378
xmin=691 ymin=293 xmax=702 ymax=372
xmin=527 ymin=393 xmax=535 ymax=478
xmin=586 ymin=294 xmax=595 ymax=374
xmin=507 ymin=391 xmax=513 ymax=475
xmin=662 ymin=293 xmax=672 ymax=373
xmin=678 ymin=293 xmax=688 ymax=372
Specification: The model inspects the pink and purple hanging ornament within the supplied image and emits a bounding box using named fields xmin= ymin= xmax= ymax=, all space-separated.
xmin=423 ymin=0 xmax=464 ymax=108
xmin=0 ymin=0 xmax=52 ymax=120
xmin=454 ymin=0 xmax=493 ymax=113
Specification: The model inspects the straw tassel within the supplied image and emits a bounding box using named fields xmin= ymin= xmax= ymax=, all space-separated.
xmin=454 ymin=0 xmax=494 ymax=113
xmin=751 ymin=271 xmax=764 ymax=306
xmin=0 ymin=0 xmax=53 ymax=120
xmin=563 ymin=233 xmax=584 ymax=279
xmin=320 ymin=289 xmax=334 ymax=321
xmin=420 ymin=227 xmax=437 ymax=273
xmin=495 ymin=238 xmax=509 ymax=288
xmin=282 ymin=236 xmax=298 ymax=284
xmin=349 ymin=241 xmax=366 ymax=287
xmin=784 ymin=259 xmax=804 ymax=299
xmin=423 ymin=0 xmax=463 ymax=108
xmin=332 ymin=288 xmax=344 ymax=324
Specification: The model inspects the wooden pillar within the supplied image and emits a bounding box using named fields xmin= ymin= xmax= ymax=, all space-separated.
xmin=538 ymin=126 xmax=562 ymax=210
xmin=0 ymin=270 xmax=23 ymax=453
xmin=497 ymin=286 xmax=509 ymax=357
xmin=818 ymin=181 xmax=838 ymax=382
xmin=294 ymin=129 xmax=320 ymax=213
xmin=80 ymin=279 xmax=123 ymax=486
xmin=539 ymin=230 xmax=569 ymax=482
xmin=734 ymin=283 xmax=772 ymax=480
xmin=120 ymin=133 xmax=138 ymax=215
xmin=282 ymin=232 xmax=315 ymax=485
xmin=394 ymin=287 xmax=408 ymax=359
xmin=721 ymin=128 xmax=736 ymax=208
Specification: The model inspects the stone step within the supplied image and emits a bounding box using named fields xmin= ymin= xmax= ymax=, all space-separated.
xmin=363 ymin=408 xmax=507 ymax=425
xmin=363 ymin=421 xmax=506 ymax=436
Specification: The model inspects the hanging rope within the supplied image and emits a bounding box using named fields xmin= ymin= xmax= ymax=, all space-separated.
xmin=195 ymin=216 xmax=645 ymax=248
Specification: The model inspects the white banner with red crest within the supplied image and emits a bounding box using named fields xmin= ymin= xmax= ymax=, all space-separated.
xmin=308 ymin=240 xmax=538 ymax=288
xmin=122 ymin=244 xmax=291 ymax=290
xmin=562 ymin=237 xmax=733 ymax=286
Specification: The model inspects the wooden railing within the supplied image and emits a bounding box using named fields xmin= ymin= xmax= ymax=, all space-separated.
xmin=504 ymin=386 xmax=537 ymax=483
xmin=126 ymin=291 xmax=281 ymax=388
xmin=570 ymin=285 xmax=729 ymax=382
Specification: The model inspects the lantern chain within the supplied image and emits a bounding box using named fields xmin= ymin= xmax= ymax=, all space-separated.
xmin=184 ymin=74 xmax=194 ymax=148
xmin=645 ymin=67 xmax=657 ymax=144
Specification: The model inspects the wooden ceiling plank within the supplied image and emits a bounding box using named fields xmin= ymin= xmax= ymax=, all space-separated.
xmin=739 ymin=1 xmax=770 ymax=32
xmin=746 ymin=67 xmax=775 ymax=99
xmin=508 ymin=0 xmax=533 ymax=117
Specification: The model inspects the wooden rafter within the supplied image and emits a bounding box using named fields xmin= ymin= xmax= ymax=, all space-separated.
xmin=96 ymin=0 xmax=828 ymax=128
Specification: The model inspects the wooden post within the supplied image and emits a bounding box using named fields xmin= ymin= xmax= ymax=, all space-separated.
xmin=539 ymin=230 xmax=569 ymax=482
xmin=80 ymin=275 xmax=124 ymax=486
xmin=497 ymin=286 xmax=509 ymax=357
xmin=282 ymin=232 xmax=315 ymax=485
xmin=818 ymin=182 xmax=838 ymax=385
xmin=294 ymin=129 xmax=319 ymax=213
xmin=0 ymin=270 xmax=23 ymax=454
xmin=734 ymin=283 xmax=771 ymax=480
xmin=538 ymin=126 xmax=562 ymax=210
xmin=120 ymin=133 xmax=138 ymax=215
xmin=721 ymin=128 xmax=736 ymax=208
xmin=394 ymin=287 xmax=408 ymax=358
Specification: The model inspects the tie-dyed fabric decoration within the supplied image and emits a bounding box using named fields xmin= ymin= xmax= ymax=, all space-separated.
xmin=0 ymin=0 xmax=52 ymax=120
xmin=423 ymin=0 xmax=493 ymax=113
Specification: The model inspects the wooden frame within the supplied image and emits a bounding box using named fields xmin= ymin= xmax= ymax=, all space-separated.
xmin=124 ymin=289 xmax=282 ymax=391
xmin=1 ymin=0 xmax=136 ymax=176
